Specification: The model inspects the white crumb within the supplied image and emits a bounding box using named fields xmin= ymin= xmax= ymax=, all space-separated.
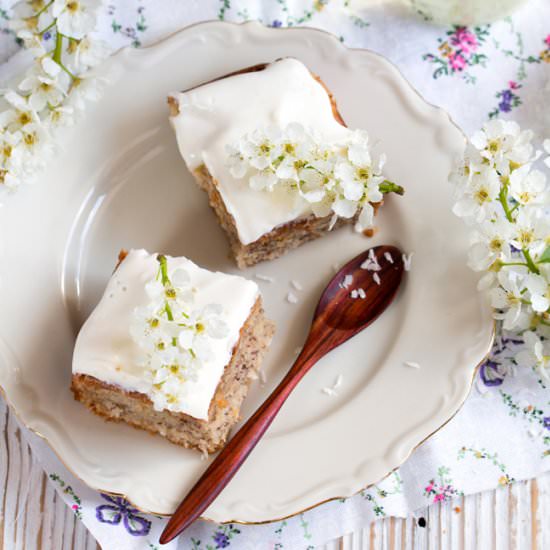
xmin=200 ymin=449 xmax=209 ymax=460
xmin=248 ymin=371 xmax=258 ymax=380
xmin=358 ymin=288 xmax=366 ymax=299
xmin=341 ymin=274 xmax=353 ymax=289
xmin=328 ymin=213 xmax=338 ymax=231
xmin=404 ymin=361 xmax=420 ymax=369
xmin=291 ymin=280 xmax=303 ymax=291
xmin=259 ymin=370 xmax=267 ymax=385
xmin=255 ymin=273 xmax=275 ymax=283
xmin=384 ymin=251 xmax=394 ymax=264
xmin=322 ymin=374 xmax=344 ymax=396
xmin=403 ymin=252 xmax=414 ymax=271
xmin=350 ymin=289 xmax=359 ymax=299
xmin=373 ymin=273 xmax=381 ymax=285
xmin=368 ymin=248 xmax=377 ymax=262
xmin=360 ymin=256 xmax=381 ymax=271
xmin=286 ymin=291 xmax=298 ymax=304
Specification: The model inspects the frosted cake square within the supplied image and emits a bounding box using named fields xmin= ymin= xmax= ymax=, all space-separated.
xmin=168 ymin=58 xmax=402 ymax=268
xmin=71 ymin=249 xmax=274 ymax=453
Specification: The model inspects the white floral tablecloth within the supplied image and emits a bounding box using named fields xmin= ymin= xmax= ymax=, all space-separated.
xmin=1 ymin=1 xmax=550 ymax=549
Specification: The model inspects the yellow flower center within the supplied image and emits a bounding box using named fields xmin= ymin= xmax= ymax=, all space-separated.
xmin=489 ymin=237 xmax=503 ymax=252
xmin=67 ymin=1 xmax=80 ymax=14
xmin=0 ymin=169 xmax=6 ymax=184
xmin=284 ymin=143 xmax=295 ymax=155
xmin=487 ymin=140 xmax=500 ymax=154
xmin=3 ymin=145 xmax=12 ymax=158
xmin=17 ymin=111 xmax=32 ymax=126
xmin=259 ymin=142 xmax=271 ymax=155
xmin=165 ymin=288 xmax=176 ymax=299
xmin=518 ymin=191 xmax=531 ymax=204
xmin=357 ymin=167 xmax=370 ymax=180
xmin=23 ymin=132 xmax=37 ymax=146
xmin=474 ymin=187 xmax=490 ymax=204
xmin=517 ymin=229 xmax=534 ymax=247
xmin=39 ymin=81 xmax=53 ymax=93
xmin=30 ymin=0 xmax=45 ymax=10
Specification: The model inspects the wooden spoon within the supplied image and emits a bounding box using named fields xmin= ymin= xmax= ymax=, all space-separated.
xmin=160 ymin=245 xmax=404 ymax=544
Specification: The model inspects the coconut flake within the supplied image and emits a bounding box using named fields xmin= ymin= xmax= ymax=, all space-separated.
xmin=322 ymin=374 xmax=343 ymax=396
xmin=384 ymin=251 xmax=394 ymax=264
xmin=255 ymin=273 xmax=275 ymax=283
xmin=403 ymin=252 xmax=414 ymax=271
xmin=286 ymin=291 xmax=298 ymax=304
xmin=350 ymin=289 xmax=359 ymax=299
xmin=404 ymin=361 xmax=420 ymax=369
xmin=373 ymin=273 xmax=381 ymax=285
xmin=291 ymin=280 xmax=303 ymax=291
xmin=357 ymin=288 xmax=366 ymax=299
xmin=341 ymin=274 xmax=353 ymax=289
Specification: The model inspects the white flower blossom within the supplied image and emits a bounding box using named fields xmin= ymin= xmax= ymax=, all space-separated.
xmin=516 ymin=331 xmax=550 ymax=378
xmin=452 ymin=167 xmax=500 ymax=223
xmin=130 ymin=257 xmax=230 ymax=412
xmin=490 ymin=270 xmax=525 ymax=330
xmin=451 ymin=120 xmax=550 ymax=376
xmin=226 ymin=123 xmax=400 ymax=233
xmin=0 ymin=0 xmax=105 ymax=195
xmin=508 ymin=164 xmax=547 ymax=206
xmin=52 ymin=0 xmax=100 ymax=39
xmin=19 ymin=58 xmax=66 ymax=111
xmin=468 ymin=218 xmax=513 ymax=271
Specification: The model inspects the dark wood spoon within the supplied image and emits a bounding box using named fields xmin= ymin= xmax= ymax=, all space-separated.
xmin=160 ymin=245 xmax=404 ymax=544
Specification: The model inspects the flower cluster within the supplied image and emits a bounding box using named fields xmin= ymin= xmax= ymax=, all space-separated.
xmin=422 ymin=25 xmax=489 ymax=82
xmin=450 ymin=119 xmax=550 ymax=377
xmin=0 ymin=0 xmax=110 ymax=194
xmin=226 ymin=123 xmax=403 ymax=233
xmin=130 ymin=255 xmax=229 ymax=412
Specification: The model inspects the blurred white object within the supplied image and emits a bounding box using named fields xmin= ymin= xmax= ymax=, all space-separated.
xmin=407 ymin=0 xmax=529 ymax=25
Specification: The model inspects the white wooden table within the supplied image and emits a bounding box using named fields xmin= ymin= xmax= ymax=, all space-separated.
xmin=1 ymin=398 xmax=549 ymax=550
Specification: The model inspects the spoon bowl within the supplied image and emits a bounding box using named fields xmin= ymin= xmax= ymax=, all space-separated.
xmin=160 ymin=245 xmax=404 ymax=544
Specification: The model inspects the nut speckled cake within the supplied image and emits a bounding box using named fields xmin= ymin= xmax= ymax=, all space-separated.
xmin=71 ymin=249 xmax=274 ymax=453
xmin=168 ymin=58 xmax=402 ymax=268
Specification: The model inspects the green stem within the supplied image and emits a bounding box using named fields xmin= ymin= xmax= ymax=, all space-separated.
xmin=38 ymin=20 xmax=56 ymax=36
xmin=509 ymin=203 xmax=520 ymax=215
xmin=35 ymin=0 xmax=54 ymax=17
xmin=52 ymin=31 xmax=63 ymax=64
xmin=498 ymin=185 xmax=514 ymax=223
xmin=157 ymin=255 xmax=170 ymax=286
xmin=501 ymin=262 xmax=529 ymax=267
xmin=522 ymin=249 xmax=540 ymax=274
xmin=58 ymin=60 xmax=76 ymax=80
xmin=380 ymin=180 xmax=405 ymax=196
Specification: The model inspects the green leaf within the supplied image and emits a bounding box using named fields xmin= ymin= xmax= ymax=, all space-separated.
xmin=538 ymin=245 xmax=550 ymax=263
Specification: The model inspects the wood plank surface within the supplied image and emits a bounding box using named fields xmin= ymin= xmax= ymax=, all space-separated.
xmin=0 ymin=399 xmax=549 ymax=550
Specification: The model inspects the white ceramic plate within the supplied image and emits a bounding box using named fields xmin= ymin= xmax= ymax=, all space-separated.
xmin=0 ymin=21 xmax=494 ymax=523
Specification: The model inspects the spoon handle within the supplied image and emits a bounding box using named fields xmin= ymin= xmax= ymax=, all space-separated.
xmin=159 ymin=345 xmax=319 ymax=544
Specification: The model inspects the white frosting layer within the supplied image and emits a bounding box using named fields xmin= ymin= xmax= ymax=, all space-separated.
xmin=72 ymin=249 xmax=259 ymax=420
xmin=170 ymin=58 xmax=354 ymax=245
